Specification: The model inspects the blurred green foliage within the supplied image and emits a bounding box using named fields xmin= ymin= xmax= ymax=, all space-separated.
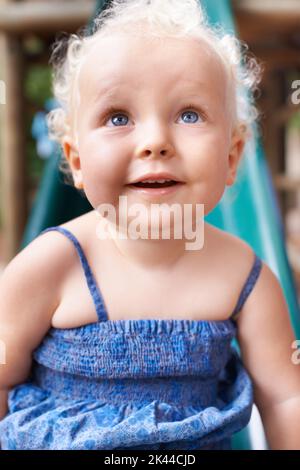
xmin=289 ymin=111 xmax=300 ymax=130
xmin=25 ymin=64 xmax=53 ymax=184
xmin=25 ymin=64 xmax=52 ymax=107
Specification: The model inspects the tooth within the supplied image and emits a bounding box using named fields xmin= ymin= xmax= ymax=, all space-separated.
xmin=141 ymin=179 xmax=173 ymax=183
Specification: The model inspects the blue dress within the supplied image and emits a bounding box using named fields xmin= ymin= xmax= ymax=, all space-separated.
xmin=0 ymin=226 xmax=263 ymax=450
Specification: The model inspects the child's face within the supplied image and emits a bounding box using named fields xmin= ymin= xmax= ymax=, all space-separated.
xmin=64 ymin=32 xmax=244 ymax=216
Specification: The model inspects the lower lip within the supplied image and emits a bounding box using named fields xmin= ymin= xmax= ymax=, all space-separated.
xmin=125 ymin=183 xmax=185 ymax=197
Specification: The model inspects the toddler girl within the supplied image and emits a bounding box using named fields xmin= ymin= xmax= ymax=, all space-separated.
xmin=0 ymin=0 xmax=300 ymax=450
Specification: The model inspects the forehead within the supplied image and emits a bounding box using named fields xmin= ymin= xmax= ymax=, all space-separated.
xmin=78 ymin=33 xmax=228 ymax=104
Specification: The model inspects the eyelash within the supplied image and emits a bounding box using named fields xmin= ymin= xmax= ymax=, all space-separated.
xmin=101 ymin=104 xmax=206 ymax=125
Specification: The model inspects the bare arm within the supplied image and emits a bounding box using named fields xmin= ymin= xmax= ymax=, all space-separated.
xmin=259 ymin=396 xmax=300 ymax=449
xmin=237 ymin=261 xmax=300 ymax=450
xmin=0 ymin=233 xmax=65 ymax=420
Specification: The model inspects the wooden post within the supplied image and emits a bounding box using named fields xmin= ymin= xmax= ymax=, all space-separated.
xmin=259 ymin=69 xmax=288 ymax=219
xmin=0 ymin=32 xmax=28 ymax=262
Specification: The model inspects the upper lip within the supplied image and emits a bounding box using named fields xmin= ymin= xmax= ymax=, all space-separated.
xmin=127 ymin=172 xmax=184 ymax=184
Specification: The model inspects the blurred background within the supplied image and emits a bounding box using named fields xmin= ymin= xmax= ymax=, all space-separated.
xmin=0 ymin=0 xmax=299 ymax=304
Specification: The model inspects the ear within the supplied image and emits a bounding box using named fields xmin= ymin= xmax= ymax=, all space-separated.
xmin=226 ymin=126 xmax=246 ymax=187
xmin=62 ymin=135 xmax=84 ymax=189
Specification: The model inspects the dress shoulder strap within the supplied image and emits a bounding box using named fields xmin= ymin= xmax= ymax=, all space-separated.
xmin=230 ymin=253 xmax=263 ymax=322
xmin=40 ymin=226 xmax=109 ymax=322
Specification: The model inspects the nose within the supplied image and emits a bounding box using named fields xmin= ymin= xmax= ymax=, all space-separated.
xmin=134 ymin=122 xmax=175 ymax=160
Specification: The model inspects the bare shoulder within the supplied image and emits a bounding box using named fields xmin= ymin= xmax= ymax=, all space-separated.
xmin=206 ymin=225 xmax=294 ymax=343
xmin=37 ymin=209 xmax=98 ymax=277
xmin=205 ymin=222 xmax=257 ymax=280
xmin=197 ymin=223 xmax=262 ymax=318
xmin=58 ymin=209 xmax=97 ymax=240
xmin=236 ymin=254 xmax=287 ymax=332
xmin=0 ymin=226 xmax=72 ymax=320
xmin=3 ymin=216 xmax=88 ymax=292
xmin=0 ymin=210 xmax=97 ymax=348
xmin=0 ymin=211 xmax=95 ymax=317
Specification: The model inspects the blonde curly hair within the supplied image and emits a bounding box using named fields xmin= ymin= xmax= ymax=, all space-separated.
xmin=47 ymin=0 xmax=262 ymax=188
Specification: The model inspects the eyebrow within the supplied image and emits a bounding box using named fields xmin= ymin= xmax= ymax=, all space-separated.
xmin=93 ymin=84 xmax=127 ymax=103
xmin=91 ymin=79 xmax=215 ymax=110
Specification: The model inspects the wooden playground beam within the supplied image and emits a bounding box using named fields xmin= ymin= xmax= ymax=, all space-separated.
xmin=256 ymin=49 xmax=300 ymax=72
xmin=234 ymin=0 xmax=300 ymax=42
xmin=0 ymin=1 xmax=94 ymax=34
xmin=234 ymin=0 xmax=300 ymax=21
xmin=275 ymin=175 xmax=300 ymax=192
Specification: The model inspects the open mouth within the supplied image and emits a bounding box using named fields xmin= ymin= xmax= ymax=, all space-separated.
xmin=130 ymin=180 xmax=179 ymax=188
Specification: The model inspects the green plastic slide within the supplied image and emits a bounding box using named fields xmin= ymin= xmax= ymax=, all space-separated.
xmin=21 ymin=0 xmax=300 ymax=450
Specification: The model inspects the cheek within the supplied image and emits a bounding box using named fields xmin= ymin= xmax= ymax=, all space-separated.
xmin=206 ymin=151 xmax=228 ymax=182
xmin=78 ymin=137 xmax=130 ymax=206
xmin=182 ymin=132 xmax=229 ymax=212
xmin=79 ymin=135 xmax=129 ymax=184
xmin=184 ymin=132 xmax=229 ymax=180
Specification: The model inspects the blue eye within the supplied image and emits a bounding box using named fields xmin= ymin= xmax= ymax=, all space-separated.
xmin=103 ymin=107 xmax=204 ymax=127
xmin=110 ymin=113 xmax=129 ymax=126
xmin=180 ymin=110 xmax=200 ymax=124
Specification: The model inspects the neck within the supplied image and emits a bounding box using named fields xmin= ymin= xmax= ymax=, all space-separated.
xmin=110 ymin=236 xmax=190 ymax=270
xmin=92 ymin=211 xmax=207 ymax=271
